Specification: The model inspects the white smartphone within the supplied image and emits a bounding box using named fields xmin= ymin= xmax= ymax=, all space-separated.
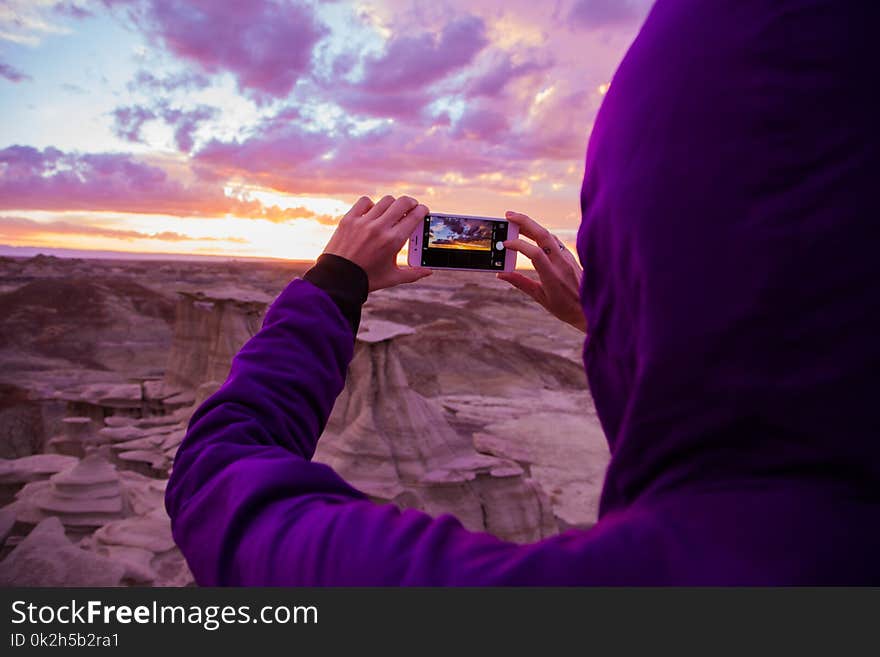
xmin=407 ymin=212 xmax=519 ymax=273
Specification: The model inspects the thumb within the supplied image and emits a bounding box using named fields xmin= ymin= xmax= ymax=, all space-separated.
xmin=394 ymin=266 xmax=433 ymax=284
xmin=497 ymin=271 xmax=543 ymax=302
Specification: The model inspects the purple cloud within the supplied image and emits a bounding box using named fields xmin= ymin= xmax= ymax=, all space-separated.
xmin=111 ymin=104 xmax=157 ymax=142
xmin=453 ymin=108 xmax=509 ymax=141
xmin=105 ymin=0 xmax=326 ymax=99
xmin=360 ymin=15 xmax=488 ymax=91
xmin=465 ymin=54 xmax=549 ymax=98
xmin=159 ymin=104 xmax=219 ymax=152
xmin=0 ymin=62 xmax=31 ymax=83
xmin=193 ymin=110 xmax=528 ymax=196
xmin=112 ymin=102 xmax=218 ymax=152
xmin=569 ymin=0 xmax=644 ymax=29
xmin=197 ymin=120 xmax=331 ymax=177
xmin=0 ymin=145 xmax=260 ymax=217
xmin=334 ymin=15 xmax=488 ymax=120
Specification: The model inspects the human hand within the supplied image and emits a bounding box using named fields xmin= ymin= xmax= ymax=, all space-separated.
xmin=497 ymin=211 xmax=587 ymax=333
xmin=324 ymin=195 xmax=432 ymax=292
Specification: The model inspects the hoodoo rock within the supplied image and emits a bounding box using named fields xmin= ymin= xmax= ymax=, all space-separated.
xmin=0 ymin=516 xmax=126 ymax=587
xmin=83 ymin=508 xmax=193 ymax=586
xmin=163 ymin=291 xmax=267 ymax=391
xmin=0 ymin=454 xmax=79 ymax=506
xmin=8 ymin=454 xmax=127 ymax=534
xmin=314 ymin=317 xmax=559 ymax=543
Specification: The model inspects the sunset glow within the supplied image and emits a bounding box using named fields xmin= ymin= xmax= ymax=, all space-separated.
xmin=0 ymin=0 xmax=652 ymax=261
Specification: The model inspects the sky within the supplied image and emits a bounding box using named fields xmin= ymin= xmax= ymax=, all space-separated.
xmin=0 ymin=0 xmax=653 ymax=261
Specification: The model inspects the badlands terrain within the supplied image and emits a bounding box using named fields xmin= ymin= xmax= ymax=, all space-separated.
xmin=0 ymin=253 xmax=607 ymax=586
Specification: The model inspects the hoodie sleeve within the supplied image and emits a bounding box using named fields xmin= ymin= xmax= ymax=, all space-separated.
xmin=164 ymin=275 xmax=649 ymax=585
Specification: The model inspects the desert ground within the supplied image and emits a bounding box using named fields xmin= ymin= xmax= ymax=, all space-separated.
xmin=0 ymin=253 xmax=607 ymax=586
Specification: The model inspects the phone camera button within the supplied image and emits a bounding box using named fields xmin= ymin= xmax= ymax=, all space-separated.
xmin=495 ymin=241 xmax=505 ymax=251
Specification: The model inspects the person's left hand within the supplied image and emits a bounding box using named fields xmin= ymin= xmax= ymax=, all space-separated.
xmin=324 ymin=195 xmax=432 ymax=292
xmin=497 ymin=210 xmax=587 ymax=332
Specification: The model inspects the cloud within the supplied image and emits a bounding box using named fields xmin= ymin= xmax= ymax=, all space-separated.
xmin=105 ymin=0 xmax=327 ymax=99
xmin=258 ymin=205 xmax=326 ymax=224
xmin=568 ymin=0 xmax=646 ymax=29
xmin=0 ymin=61 xmax=31 ymax=83
xmin=158 ymin=104 xmax=219 ymax=152
xmin=361 ymin=15 xmax=487 ymax=91
xmin=333 ymin=15 xmax=489 ymax=120
xmin=196 ymin=119 xmax=332 ymax=178
xmin=464 ymin=53 xmax=549 ymax=98
xmin=191 ymin=68 xmax=594 ymax=197
xmin=0 ymin=0 xmax=72 ymax=46
xmin=0 ymin=145 xmax=333 ymax=223
xmin=111 ymin=104 xmax=157 ymax=142
xmin=0 ymin=145 xmax=304 ymax=219
xmin=0 ymin=215 xmax=246 ymax=243
xmin=195 ymin=114 xmax=528 ymax=196
xmin=53 ymin=1 xmax=93 ymax=19
xmin=127 ymin=69 xmax=211 ymax=94
xmin=112 ymin=102 xmax=219 ymax=151
xmin=453 ymin=108 xmax=510 ymax=141
xmin=440 ymin=217 xmax=493 ymax=242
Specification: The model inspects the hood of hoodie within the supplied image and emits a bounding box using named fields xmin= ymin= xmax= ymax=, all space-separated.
xmin=577 ymin=0 xmax=880 ymax=516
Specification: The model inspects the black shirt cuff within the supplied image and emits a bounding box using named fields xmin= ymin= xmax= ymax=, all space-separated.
xmin=302 ymin=253 xmax=369 ymax=336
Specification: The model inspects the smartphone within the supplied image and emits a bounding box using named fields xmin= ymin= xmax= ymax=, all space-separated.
xmin=408 ymin=212 xmax=518 ymax=272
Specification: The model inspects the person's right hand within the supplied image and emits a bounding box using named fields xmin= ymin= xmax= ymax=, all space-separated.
xmin=323 ymin=195 xmax=432 ymax=292
xmin=497 ymin=211 xmax=587 ymax=333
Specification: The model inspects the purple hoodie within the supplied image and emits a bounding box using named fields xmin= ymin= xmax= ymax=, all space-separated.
xmin=166 ymin=0 xmax=880 ymax=585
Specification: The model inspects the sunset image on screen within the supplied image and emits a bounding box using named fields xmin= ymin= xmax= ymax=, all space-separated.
xmin=428 ymin=217 xmax=493 ymax=251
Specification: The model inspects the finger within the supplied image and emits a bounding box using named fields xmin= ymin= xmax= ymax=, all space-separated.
xmin=363 ymin=195 xmax=395 ymax=220
xmin=497 ymin=271 xmax=544 ymax=303
xmin=344 ymin=195 xmax=373 ymax=219
xmin=563 ymin=248 xmax=583 ymax=278
xmin=559 ymin=242 xmax=579 ymax=269
xmin=393 ymin=266 xmax=432 ymax=285
xmin=393 ymin=203 xmax=429 ymax=241
xmin=505 ymin=210 xmax=565 ymax=263
xmin=503 ymin=237 xmax=554 ymax=279
xmin=504 ymin=211 xmax=552 ymax=245
xmin=379 ymin=195 xmax=419 ymax=226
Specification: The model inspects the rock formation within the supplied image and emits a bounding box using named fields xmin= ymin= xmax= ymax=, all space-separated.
xmin=0 ymin=384 xmax=45 ymax=458
xmin=6 ymin=453 xmax=164 ymax=536
xmin=314 ymin=317 xmax=559 ymax=543
xmin=0 ymin=517 xmax=127 ymax=587
xmin=82 ymin=508 xmax=192 ymax=586
xmin=162 ymin=291 xmax=268 ymax=391
xmin=47 ymin=416 xmax=94 ymax=457
xmin=8 ymin=454 xmax=128 ymax=534
xmin=0 ymin=454 xmax=79 ymax=506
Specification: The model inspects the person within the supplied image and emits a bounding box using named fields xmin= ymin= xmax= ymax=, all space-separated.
xmin=165 ymin=0 xmax=880 ymax=584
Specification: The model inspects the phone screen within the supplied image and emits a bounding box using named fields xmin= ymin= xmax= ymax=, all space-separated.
xmin=420 ymin=214 xmax=508 ymax=271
